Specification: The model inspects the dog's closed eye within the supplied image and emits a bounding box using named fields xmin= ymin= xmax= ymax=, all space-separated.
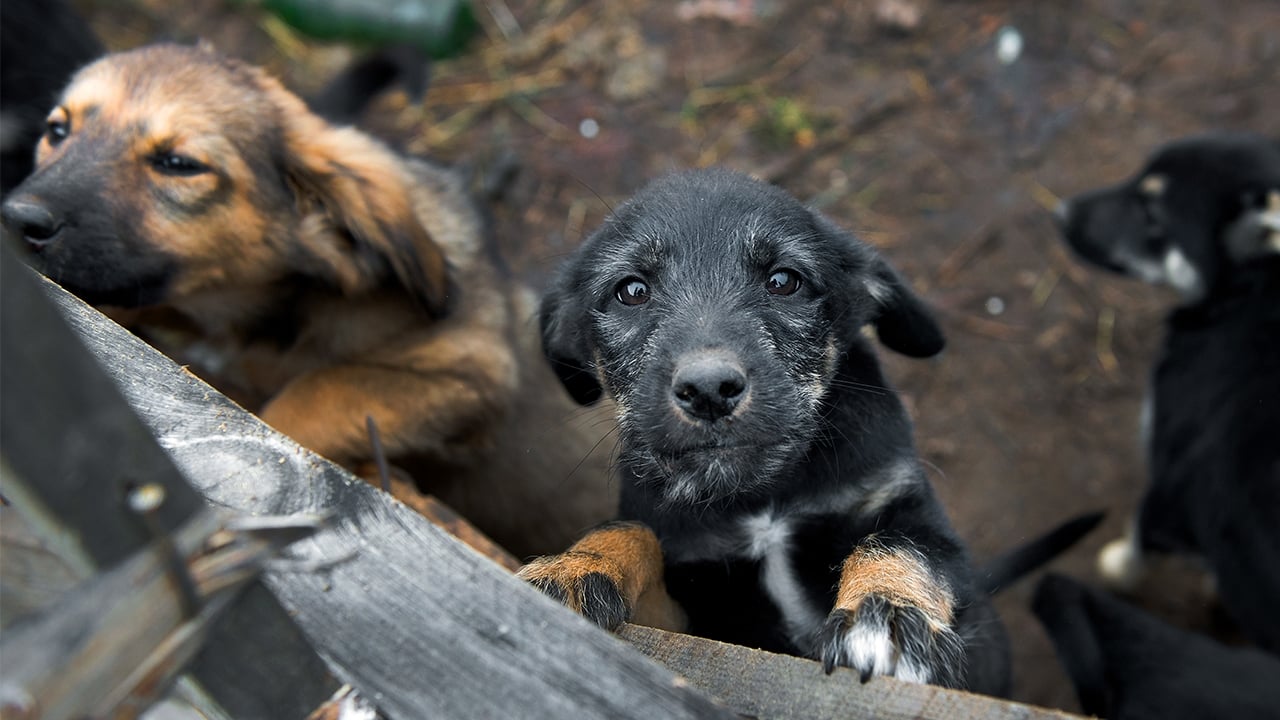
xmin=150 ymin=151 xmax=210 ymax=177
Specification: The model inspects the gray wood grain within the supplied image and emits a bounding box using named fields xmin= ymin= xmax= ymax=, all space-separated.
xmin=620 ymin=624 xmax=1085 ymax=720
xmin=1 ymin=253 xmax=337 ymax=719
xmin=43 ymin=274 xmax=732 ymax=720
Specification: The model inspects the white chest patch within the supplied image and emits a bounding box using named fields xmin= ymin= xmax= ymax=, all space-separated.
xmin=1139 ymin=390 xmax=1155 ymax=454
xmin=1162 ymin=247 xmax=1202 ymax=297
xmin=741 ymin=511 xmax=825 ymax=647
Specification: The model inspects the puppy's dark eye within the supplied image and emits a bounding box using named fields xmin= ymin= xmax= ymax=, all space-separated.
xmin=615 ymin=277 xmax=650 ymax=306
xmin=766 ymin=269 xmax=801 ymax=296
xmin=46 ymin=118 xmax=70 ymax=145
xmin=151 ymin=152 xmax=210 ymax=177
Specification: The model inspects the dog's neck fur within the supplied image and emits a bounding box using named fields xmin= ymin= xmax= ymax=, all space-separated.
xmin=168 ymin=284 xmax=297 ymax=339
xmin=1167 ymin=255 xmax=1280 ymax=325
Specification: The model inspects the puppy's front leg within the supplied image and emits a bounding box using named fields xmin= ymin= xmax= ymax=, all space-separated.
xmin=518 ymin=522 xmax=685 ymax=632
xmin=816 ymin=535 xmax=965 ymax=688
xmin=258 ymin=355 xmax=510 ymax=470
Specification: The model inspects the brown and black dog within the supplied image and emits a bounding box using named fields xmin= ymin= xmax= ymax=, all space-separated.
xmin=0 ymin=43 xmax=615 ymax=557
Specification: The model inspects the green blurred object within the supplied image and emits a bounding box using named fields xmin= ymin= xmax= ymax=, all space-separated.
xmin=257 ymin=0 xmax=478 ymax=59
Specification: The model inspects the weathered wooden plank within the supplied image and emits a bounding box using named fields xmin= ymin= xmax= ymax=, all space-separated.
xmin=620 ymin=624 xmax=1085 ymax=720
xmin=0 ymin=251 xmax=338 ymax=718
xmin=26 ymin=259 xmax=1089 ymax=720
xmin=0 ymin=508 xmax=324 ymax=719
xmin=40 ymin=272 xmax=732 ymax=719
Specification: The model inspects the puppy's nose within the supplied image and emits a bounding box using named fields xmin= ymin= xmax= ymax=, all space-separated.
xmin=1 ymin=198 xmax=64 ymax=249
xmin=672 ymin=355 xmax=748 ymax=422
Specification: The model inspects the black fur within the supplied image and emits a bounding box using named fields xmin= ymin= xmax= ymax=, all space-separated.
xmin=541 ymin=168 xmax=1095 ymax=695
xmin=1033 ymin=573 xmax=1280 ymax=720
xmin=575 ymin=572 xmax=632 ymax=630
xmin=526 ymin=569 xmax=632 ymax=630
xmin=308 ymin=45 xmax=431 ymax=126
xmin=0 ymin=0 xmax=102 ymax=194
xmin=1057 ymin=132 xmax=1280 ymax=302
xmin=1056 ymin=133 xmax=1280 ymax=652
xmin=818 ymin=598 xmax=966 ymax=687
xmin=978 ymin=510 xmax=1104 ymax=594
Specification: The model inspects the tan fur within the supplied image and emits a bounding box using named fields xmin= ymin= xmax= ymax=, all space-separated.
xmin=834 ymin=540 xmax=954 ymax=628
xmin=517 ymin=523 xmax=686 ymax=631
xmin=25 ymin=44 xmax=616 ymax=556
xmin=1139 ymin=173 xmax=1168 ymax=197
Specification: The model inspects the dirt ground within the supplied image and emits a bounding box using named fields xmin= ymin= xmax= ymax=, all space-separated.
xmin=77 ymin=0 xmax=1280 ymax=713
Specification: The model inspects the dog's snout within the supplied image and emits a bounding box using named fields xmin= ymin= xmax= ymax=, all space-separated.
xmin=672 ymin=354 xmax=748 ymax=422
xmin=2 ymin=198 xmax=64 ymax=249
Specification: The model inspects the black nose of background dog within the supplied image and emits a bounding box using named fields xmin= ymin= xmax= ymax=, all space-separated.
xmin=2 ymin=198 xmax=63 ymax=249
xmin=672 ymin=354 xmax=748 ymax=422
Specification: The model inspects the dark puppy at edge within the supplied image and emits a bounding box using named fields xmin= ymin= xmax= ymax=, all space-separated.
xmin=519 ymin=168 xmax=1097 ymax=694
xmin=1056 ymin=132 xmax=1280 ymax=652
xmin=0 ymin=0 xmax=102 ymax=193
xmin=1033 ymin=573 xmax=1280 ymax=720
xmin=0 ymin=44 xmax=616 ymax=557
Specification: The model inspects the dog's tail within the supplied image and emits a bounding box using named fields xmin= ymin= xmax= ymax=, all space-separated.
xmin=1030 ymin=573 xmax=1110 ymax=714
xmin=309 ymin=45 xmax=430 ymax=126
xmin=978 ymin=511 xmax=1104 ymax=594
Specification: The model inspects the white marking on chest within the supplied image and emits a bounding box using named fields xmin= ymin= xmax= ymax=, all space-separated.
xmin=741 ymin=510 xmax=825 ymax=645
xmin=1139 ymin=391 xmax=1155 ymax=454
xmin=1162 ymin=247 xmax=1201 ymax=297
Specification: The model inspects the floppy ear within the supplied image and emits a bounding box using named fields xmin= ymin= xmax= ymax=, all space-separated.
xmin=539 ymin=280 xmax=604 ymax=405
xmin=278 ymin=92 xmax=451 ymax=317
xmin=865 ymin=257 xmax=946 ymax=358
xmin=812 ymin=211 xmax=946 ymax=358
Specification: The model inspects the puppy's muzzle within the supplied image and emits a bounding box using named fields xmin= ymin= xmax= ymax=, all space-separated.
xmin=1 ymin=196 xmax=64 ymax=250
xmin=671 ymin=352 xmax=748 ymax=423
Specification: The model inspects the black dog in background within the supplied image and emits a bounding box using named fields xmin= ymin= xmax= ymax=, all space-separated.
xmin=1 ymin=0 xmax=103 ymax=193
xmin=1055 ymin=133 xmax=1280 ymax=652
xmin=520 ymin=168 xmax=1099 ymax=696
xmin=1033 ymin=573 xmax=1280 ymax=720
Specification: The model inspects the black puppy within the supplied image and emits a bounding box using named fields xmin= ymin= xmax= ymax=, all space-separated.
xmin=1033 ymin=573 xmax=1280 ymax=720
xmin=1057 ymin=132 xmax=1280 ymax=303
xmin=520 ymin=168 xmax=1095 ymax=695
xmin=1056 ymin=133 xmax=1280 ymax=652
xmin=0 ymin=0 xmax=102 ymax=193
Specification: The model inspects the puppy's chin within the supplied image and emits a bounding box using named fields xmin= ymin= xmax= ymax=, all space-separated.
xmin=61 ymin=278 xmax=171 ymax=308
xmin=26 ymin=247 xmax=176 ymax=308
xmin=628 ymin=442 xmax=796 ymax=508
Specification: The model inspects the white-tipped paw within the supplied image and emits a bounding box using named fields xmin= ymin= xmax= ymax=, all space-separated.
xmin=1097 ymin=535 xmax=1144 ymax=591
xmin=816 ymin=595 xmax=964 ymax=688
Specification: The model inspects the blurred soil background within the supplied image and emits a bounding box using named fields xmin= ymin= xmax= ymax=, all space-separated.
xmin=67 ymin=0 xmax=1280 ymax=712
